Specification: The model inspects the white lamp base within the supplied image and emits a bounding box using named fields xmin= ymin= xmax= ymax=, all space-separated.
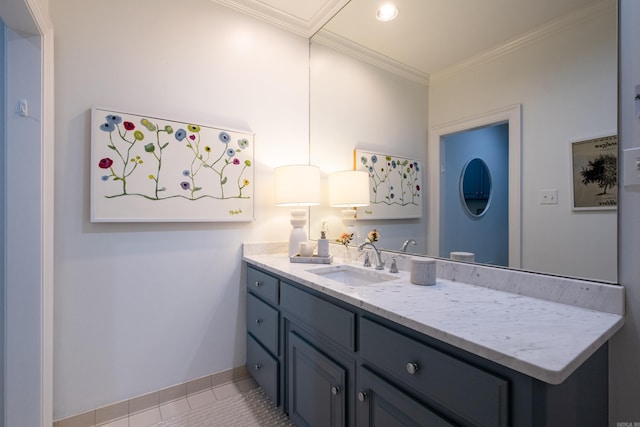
xmin=288 ymin=209 xmax=307 ymax=257
xmin=341 ymin=208 xmax=356 ymax=236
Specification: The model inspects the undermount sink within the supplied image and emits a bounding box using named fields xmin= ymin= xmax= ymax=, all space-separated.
xmin=306 ymin=264 xmax=397 ymax=286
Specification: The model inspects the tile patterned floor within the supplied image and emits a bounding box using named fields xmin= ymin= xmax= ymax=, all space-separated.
xmin=97 ymin=378 xmax=292 ymax=427
xmin=155 ymin=387 xmax=294 ymax=427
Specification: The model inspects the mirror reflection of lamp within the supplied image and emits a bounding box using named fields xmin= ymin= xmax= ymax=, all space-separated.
xmin=275 ymin=165 xmax=321 ymax=257
xmin=329 ymin=170 xmax=370 ymax=236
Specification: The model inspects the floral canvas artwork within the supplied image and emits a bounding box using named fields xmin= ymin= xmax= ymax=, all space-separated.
xmin=356 ymin=149 xmax=422 ymax=219
xmin=91 ymin=107 xmax=254 ymax=222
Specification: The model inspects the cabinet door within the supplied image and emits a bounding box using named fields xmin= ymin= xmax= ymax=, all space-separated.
xmin=357 ymin=367 xmax=456 ymax=427
xmin=287 ymin=331 xmax=346 ymax=427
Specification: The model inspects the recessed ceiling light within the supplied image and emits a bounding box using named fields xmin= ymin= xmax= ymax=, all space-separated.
xmin=376 ymin=4 xmax=398 ymax=22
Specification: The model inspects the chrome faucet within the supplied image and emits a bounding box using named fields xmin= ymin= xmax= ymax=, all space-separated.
xmin=358 ymin=241 xmax=385 ymax=270
xmin=401 ymin=239 xmax=416 ymax=252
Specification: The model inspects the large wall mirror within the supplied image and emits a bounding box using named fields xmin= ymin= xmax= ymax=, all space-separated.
xmin=309 ymin=0 xmax=617 ymax=283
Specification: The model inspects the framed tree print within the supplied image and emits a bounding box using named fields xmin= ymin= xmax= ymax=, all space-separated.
xmin=570 ymin=134 xmax=617 ymax=210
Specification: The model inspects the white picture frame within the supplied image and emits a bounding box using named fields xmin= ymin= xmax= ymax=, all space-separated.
xmin=355 ymin=149 xmax=423 ymax=219
xmin=570 ymin=134 xmax=617 ymax=210
xmin=91 ymin=107 xmax=255 ymax=222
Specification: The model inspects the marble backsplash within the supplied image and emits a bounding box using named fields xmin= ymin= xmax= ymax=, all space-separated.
xmin=243 ymin=241 xmax=624 ymax=316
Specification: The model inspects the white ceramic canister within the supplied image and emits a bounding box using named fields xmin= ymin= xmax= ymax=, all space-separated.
xmin=410 ymin=257 xmax=436 ymax=286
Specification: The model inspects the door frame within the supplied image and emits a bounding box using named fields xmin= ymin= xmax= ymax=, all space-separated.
xmin=28 ymin=1 xmax=54 ymax=424
xmin=2 ymin=1 xmax=54 ymax=426
xmin=428 ymin=104 xmax=521 ymax=268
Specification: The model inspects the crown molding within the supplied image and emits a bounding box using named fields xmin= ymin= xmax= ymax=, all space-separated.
xmin=312 ymin=29 xmax=430 ymax=85
xmin=431 ymin=0 xmax=615 ymax=83
xmin=210 ymin=0 xmax=349 ymax=38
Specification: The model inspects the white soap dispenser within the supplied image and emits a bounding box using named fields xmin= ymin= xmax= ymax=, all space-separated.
xmin=318 ymin=230 xmax=330 ymax=257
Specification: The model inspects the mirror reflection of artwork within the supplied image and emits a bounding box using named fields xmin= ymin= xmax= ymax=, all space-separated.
xmin=570 ymin=135 xmax=617 ymax=210
xmin=356 ymin=149 xmax=422 ymax=219
xmin=91 ymin=107 xmax=254 ymax=222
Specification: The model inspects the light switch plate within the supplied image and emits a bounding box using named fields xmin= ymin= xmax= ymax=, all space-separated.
xmin=623 ymin=147 xmax=640 ymax=188
xmin=540 ymin=189 xmax=558 ymax=204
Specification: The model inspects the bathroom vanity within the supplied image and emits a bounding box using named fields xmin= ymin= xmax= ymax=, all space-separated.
xmin=243 ymin=245 xmax=624 ymax=427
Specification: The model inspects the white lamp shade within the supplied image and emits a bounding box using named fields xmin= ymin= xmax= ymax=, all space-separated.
xmin=329 ymin=170 xmax=370 ymax=207
xmin=274 ymin=165 xmax=321 ymax=206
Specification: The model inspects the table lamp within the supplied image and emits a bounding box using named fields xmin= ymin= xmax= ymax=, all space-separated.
xmin=275 ymin=165 xmax=321 ymax=256
xmin=329 ymin=170 xmax=370 ymax=234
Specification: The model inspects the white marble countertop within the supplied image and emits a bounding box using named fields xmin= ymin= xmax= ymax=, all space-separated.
xmin=243 ymin=251 xmax=624 ymax=385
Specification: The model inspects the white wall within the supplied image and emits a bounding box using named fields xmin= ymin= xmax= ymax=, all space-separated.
xmin=0 ymin=18 xmax=5 ymax=426
xmin=44 ymin=0 xmax=640 ymax=422
xmin=611 ymin=0 xmax=640 ymax=422
xmin=309 ymin=42 xmax=429 ymax=252
xmin=4 ymin=25 xmax=43 ymax=427
xmin=51 ymin=0 xmax=309 ymax=419
xmin=429 ymin=3 xmax=617 ymax=281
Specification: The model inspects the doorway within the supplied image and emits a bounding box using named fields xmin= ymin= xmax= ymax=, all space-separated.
xmin=428 ymin=104 xmax=521 ymax=268
xmin=440 ymin=123 xmax=509 ymax=265
xmin=0 ymin=0 xmax=54 ymax=425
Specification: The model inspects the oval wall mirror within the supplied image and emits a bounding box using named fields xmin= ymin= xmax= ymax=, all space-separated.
xmin=460 ymin=158 xmax=492 ymax=217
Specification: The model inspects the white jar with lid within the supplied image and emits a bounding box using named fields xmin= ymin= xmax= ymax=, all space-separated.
xmin=410 ymin=257 xmax=436 ymax=286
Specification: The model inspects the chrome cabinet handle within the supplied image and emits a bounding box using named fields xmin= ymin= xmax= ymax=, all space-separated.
xmin=406 ymin=362 xmax=419 ymax=375
xmin=254 ymin=281 xmax=262 ymax=287
xmin=255 ymin=318 xmax=263 ymax=325
xmin=357 ymin=391 xmax=368 ymax=402
xmin=331 ymin=386 xmax=341 ymax=395
xmin=254 ymin=363 xmax=262 ymax=370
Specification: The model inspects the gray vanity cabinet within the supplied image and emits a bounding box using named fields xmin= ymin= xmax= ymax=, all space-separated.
xmin=246 ymin=267 xmax=281 ymax=406
xmin=245 ymin=264 xmax=609 ymax=427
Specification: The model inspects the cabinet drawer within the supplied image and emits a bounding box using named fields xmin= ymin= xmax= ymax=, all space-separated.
xmin=247 ymin=293 xmax=279 ymax=355
xmin=247 ymin=267 xmax=279 ymax=305
xmin=360 ymin=317 xmax=508 ymax=427
xmin=281 ymin=282 xmax=355 ymax=351
xmin=247 ymin=335 xmax=279 ymax=406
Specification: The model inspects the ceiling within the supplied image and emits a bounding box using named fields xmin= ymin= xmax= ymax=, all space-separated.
xmin=212 ymin=0 xmax=607 ymax=82
xmin=3 ymin=0 xmax=606 ymax=80
xmin=0 ymin=0 xmax=38 ymax=34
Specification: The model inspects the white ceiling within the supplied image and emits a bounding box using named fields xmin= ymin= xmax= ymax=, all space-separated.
xmin=3 ymin=0 xmax=607 ymax=79
xmin=212 ymin=0 xmax=608 ymax=82
xmin=0 ymin=0 xmax=38 ymax=34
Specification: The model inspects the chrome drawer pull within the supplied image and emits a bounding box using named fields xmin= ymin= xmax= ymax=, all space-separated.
xmin=254 ymin=281 xmax=263 ymax=287
xmin=255 ymin=318 xmax=263 ymax=325
xmin=331 ymin=386 xmax=341 ymax=395
xmin=357 ymin=391 xmax=368 ymax=402
xmin=254 ymin=363 xmax=262 ymax=370
xmin=406 ymin=362 xmax=419 ymax=375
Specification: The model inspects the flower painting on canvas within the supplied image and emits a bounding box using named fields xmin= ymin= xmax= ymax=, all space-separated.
xmin=91 ymin=107 xmax=254 ymax=222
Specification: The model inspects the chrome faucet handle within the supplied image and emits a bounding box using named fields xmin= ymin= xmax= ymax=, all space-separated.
xmin=363 ymin=252 xmax=371 ymax=267
xmin=389 ymin=257 xmax=399 ymax=273
xmin=401 ymin=239 xmax=417 ymax=252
